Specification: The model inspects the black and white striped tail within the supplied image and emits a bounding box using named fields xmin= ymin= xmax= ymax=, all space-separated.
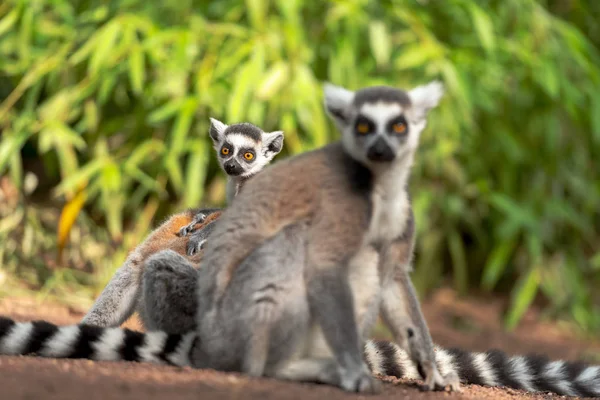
xmin=0 ymin=316 xmax=195 ymax=367
xmin=3 ymin=316 xmax=599 ymax=397
xmin=364 ymin=339 xmax=600 ymax=398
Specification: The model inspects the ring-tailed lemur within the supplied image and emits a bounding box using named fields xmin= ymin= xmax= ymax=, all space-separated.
xmin=80 ymin=119 xmax=285 ymax=329
xmin=2 ymin=82 xmax=598 ymax=397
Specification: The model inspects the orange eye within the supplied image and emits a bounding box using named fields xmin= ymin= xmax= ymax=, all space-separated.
xmin=392 ymin=123 xmax=406 ymax=134
xmin=244 ymin=152 xmax=254 ymax=160
xmin=357 ymin=123 xmax=370 ymax=134
xmin=221 ymin=147 xmax=229 ymax=155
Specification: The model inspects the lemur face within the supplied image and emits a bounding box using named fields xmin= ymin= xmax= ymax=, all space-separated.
xmin=209 ymin=119 xmax=284 ymax=178
xmin=323 ymin=81 xmax=444 ymax=167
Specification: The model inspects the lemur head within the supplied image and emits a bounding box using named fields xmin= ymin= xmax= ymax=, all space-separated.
xmin=323 ymin=81 xmax=444 ymax=168
xmin=208 ymin=118 xmax=285 ymax=179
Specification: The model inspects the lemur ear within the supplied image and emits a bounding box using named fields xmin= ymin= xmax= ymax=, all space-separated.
xmin=407 ymin=80 xmax=444 ymax=122
xmin=262 ymin=130 xmax=284 ymax=158
xmin=209 ymin=117 xmax=228 ymax=143
xmin=323 ymin=83 xmax=355 ymax=125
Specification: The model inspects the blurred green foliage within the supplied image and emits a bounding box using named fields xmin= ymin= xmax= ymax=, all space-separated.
xmin=1 ymin=0 xmax=599 ymax=332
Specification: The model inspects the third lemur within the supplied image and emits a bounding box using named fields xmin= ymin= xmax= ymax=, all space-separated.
xmin=80 ymin=118 xmax=284 ymax=329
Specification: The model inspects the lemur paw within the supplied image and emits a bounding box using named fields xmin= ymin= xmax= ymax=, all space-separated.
xmin=422 ymin=363 xmax=461 ymax=392
xmin=177 ymin=213 xmax=207 ymax=237
xmin=340 ymin=366 xmax=382 ymax=394
xmin=186 ymin=238 xmax=207 ymax=256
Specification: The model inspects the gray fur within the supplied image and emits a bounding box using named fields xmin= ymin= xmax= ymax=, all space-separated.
xmin=139 ymin=253 xmax=199 ymax=333
xmin=81 ymin=258 xmax=141 ymax=327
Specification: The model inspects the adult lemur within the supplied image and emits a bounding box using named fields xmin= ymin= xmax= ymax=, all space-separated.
xmin=1 ymin=82 xmax=598 ymax=397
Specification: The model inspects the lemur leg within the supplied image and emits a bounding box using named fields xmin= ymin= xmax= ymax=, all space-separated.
xmin=140 ymin=251 xmax=199 ymax=333
xmin=307 ymin=269 xmax=382 ymax=394
xmin=81 ymin=258 xmax=141 ymax=327
xmin=380 ymin=271 xmax=460 ymax=392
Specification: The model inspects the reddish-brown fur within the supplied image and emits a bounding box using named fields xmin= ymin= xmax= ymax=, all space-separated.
xmin=134 ymin=210 xmax=222 ymax=269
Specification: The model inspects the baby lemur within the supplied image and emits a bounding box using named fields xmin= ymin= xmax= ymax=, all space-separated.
xmin=80 ymin=118 xmax=284 ymax=329
xmin=2 ymin=82 xmax=598 ymax=397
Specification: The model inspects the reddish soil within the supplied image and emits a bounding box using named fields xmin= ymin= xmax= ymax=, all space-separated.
xmin=1 ymin=288 xmax=599 ymax=400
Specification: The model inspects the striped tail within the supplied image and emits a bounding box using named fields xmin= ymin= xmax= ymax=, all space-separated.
xmin=364 ymin=339 xmax=600 ymax=398
xmin=0 ymin=316 xmax=195 ymax=367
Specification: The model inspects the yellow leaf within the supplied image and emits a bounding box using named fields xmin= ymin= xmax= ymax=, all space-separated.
xmin=57 ymin=187 xmax=87 ymax=262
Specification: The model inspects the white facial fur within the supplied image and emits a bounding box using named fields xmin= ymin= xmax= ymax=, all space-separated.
xmin=323 ymin=81 xmax=444 ymax=170
xmin=208 ymin=118 xmax=284 ymax=178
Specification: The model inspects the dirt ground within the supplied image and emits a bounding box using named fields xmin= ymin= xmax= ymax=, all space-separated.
xmin=1 ymin=287 xmax=599 ymax=400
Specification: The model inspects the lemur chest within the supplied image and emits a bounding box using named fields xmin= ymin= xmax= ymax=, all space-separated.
xmin=365 ymin=187 xmax=410 ymax=245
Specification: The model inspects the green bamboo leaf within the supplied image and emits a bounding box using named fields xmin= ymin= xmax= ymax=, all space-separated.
xmin=468 ymin=4 xmax=496 ymax=53
xmin=488 ymin=193 xmax=539 ymax=233
xmin=18 ymin=7 xmax=33 ymax=62
xmin=536 ymin=61 xmax=559 ymax=99
xmin=38 ymin=91 xmax=71 ymax=123
xmin=53 ymin=159 xmax=105 ymax=197
xmin=128 ymin=45 xmax=145 ymax=95
xmin=89 ymin=22 xmax=121 ymax=75
xmin=257 ymin=62 xmax=288 ymax=100
xmin=170 ymin=97 xmax=198 ymax=155
xmin=38 ymin=122 xmax=86 ymax=153
xmin=369 ymin=21 xmax=391 ymax=67
xmin=9 ymin=152 xmax=23 ymax=191
xmin=103 ymin=192 xmax=123 ymax=240
xmin=0 ymin=8 xmax=18 ymax=37
xmin=78 ymin=5 xmax=109 ymax=24
xmin=591 ymin=252 xmax=600 ymax=271
xmin=98 ymin=73 xmax=117 ymax=104
xmin=280 ymin=112 xmax=301 ymax=154
xmin=147 ymin=98 xmax=185 ymax=124
xmin=482 ymin=238 xmax=517 ymax=291
xmin=165 ymin=155 xmax=183 ymax=193
xmin=505 ymin=266 xmax=540 ymax=330
xmin=84 ymin=100 xmax=99 ymax=132
xmin=394 ymin=44 xmax=437 ymax=70
xmin=124 ymin=139 xmax=165 ymax=169
xmin=123 ymin=165 xmax=163 ymax=193
xmin=100 ymin=161 xmax=121 ymax=193
xmin=0 ymin=130 xmax=33 ymax=175
xmin=183 ymin=139 xmax=209 ymax=208
xmin=69 ymin=30 xmax=103 ymax=65
xmin=228 ymin=57 xmax=261 ymax=121
xmin=591 ymin=93 xmax=600 ymax=144
xmin=245 ymin=0 xmax=268 ymax=29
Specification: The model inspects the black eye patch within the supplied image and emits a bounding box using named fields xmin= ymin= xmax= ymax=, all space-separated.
xmin=354 ymin=115 xmax=376 ymax=135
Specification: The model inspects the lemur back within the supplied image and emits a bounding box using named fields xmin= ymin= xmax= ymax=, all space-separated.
xmin=80 ymin=119 xmax=284 ymax=328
